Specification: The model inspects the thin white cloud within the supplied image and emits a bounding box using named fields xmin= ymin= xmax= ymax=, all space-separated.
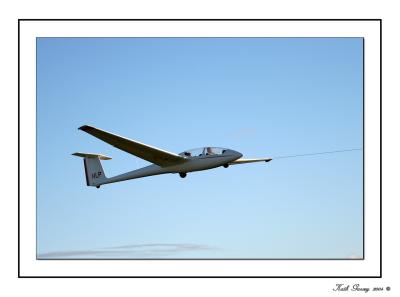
xmin=228 ymin=127 xmax=257 ymax=141
xmin=38 ymin=243 xmax=220 ymax=259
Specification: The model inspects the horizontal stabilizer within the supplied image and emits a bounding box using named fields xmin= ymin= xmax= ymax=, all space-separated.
xmin=72 ymin=152 xmax=112 ymax=160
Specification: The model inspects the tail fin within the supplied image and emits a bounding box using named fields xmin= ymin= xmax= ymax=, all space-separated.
xmin=72 ymin=152 xmax=111 ymax=187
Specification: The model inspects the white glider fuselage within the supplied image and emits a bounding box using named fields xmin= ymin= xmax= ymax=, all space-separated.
xmin=99 ymin=150 xmax=242 ymax=186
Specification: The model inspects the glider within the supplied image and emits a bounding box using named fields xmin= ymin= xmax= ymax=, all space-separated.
xmin=73 ymin=125 xmax=272 ymax=188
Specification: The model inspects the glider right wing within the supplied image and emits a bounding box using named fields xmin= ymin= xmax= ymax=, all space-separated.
xmin=229 ymin=158 xmax=272 ymax=165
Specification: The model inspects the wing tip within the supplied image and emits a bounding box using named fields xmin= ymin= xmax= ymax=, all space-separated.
xmin=78 ymin=125 xmax=94 ymax=132
xmin=265 ymin=158 xmax=272 ymax=162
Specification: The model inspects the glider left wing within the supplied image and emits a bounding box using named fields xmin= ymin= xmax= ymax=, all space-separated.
xmin=78 ymin=125 xmax=186 ymax=167
xmin=229 ymin=158 xmax=272 ymax=165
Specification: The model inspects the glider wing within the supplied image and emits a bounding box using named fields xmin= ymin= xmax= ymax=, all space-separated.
xmin=229 ymin=158 xmax=272 ymax=165
xmin=78 ymin=125 xmax=186 ymax=167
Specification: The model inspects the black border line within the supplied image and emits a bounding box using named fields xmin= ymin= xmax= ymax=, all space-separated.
xmin=379 ymin=20 xmax=382 ymax=278
xmin=20 ymin=19 xmax=381 ymax=21
xmin=18 ymin=18 xmax=21 ymax=278
xmin=18 ymin=19 xmax=382 ymax=278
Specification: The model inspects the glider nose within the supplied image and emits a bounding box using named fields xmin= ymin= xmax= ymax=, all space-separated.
xmin=233 ymin=150 xmax=243 ymax=159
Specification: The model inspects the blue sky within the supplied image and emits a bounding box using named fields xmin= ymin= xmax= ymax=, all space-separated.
xmin=36 ymin=37 xmax=363 ymax=259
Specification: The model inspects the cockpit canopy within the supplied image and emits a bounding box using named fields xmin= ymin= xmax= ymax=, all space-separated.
xmin=179 ymin=147 xmax=228 ymax=157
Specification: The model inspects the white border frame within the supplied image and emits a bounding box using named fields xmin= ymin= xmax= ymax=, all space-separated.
xmin=19 ymin=20 xmax=381 ymax=277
